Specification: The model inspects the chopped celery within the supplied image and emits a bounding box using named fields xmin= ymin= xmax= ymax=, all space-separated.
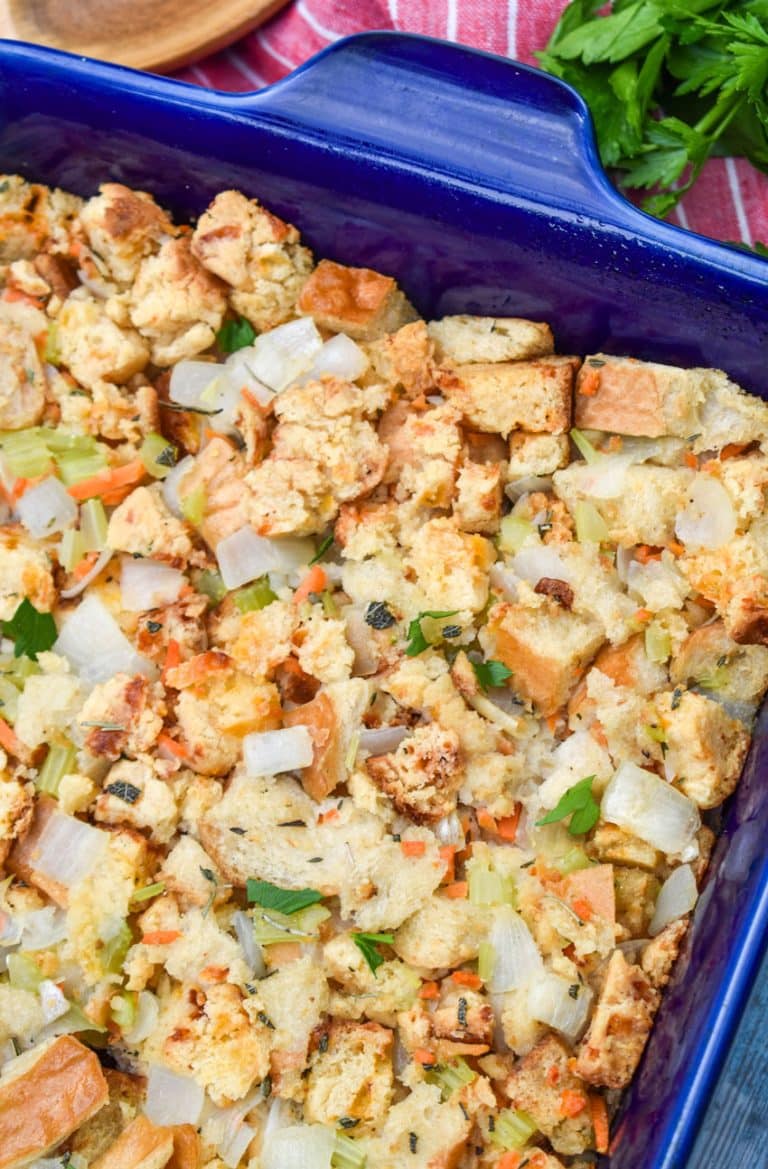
xmin=131 ymin=881 xmax=166 ymax=903
xmin=477 ymin=941 xmax=496 ymax=983
xmin=56 ymin=445 xmax=108 ymax=486
xmin=697 ymin=664 xmax=730 ymax=692
xmin=645 ymin=723 xmax=667 ymax=745
xmin=574 ymin=500 xmax=609 ymax=543
xmin=552 ymin=847 xmax=594 ymax=876
xmin=181 ymin=484 xmax=206 ymax=527
xmin=499 ymin=514 xmax=536 ymax=554
xmin=110 ymin=991 xmax=137 ymax=1031
xmin=7 ymin=952 xmax=43 ymax=991
xmin=36 ymin=741 xmax=76 ymax=797
xmin=490 ymin=1108 xmax=538 ymax=1151
xmin=252 ymin=903 xmax=330 ymax=946
xmin=101 ymin=921 xmax=133 ymax=975
xmin=0 ymin=429 xmax=52 ymax=479
xmin=0 ymin=653 xmax=41 ymax=683
xmin=570 ymin=427 xmax=602 ymax=465
xmin=59 ymin=528 xmax=86 ymax=572
xmin=195 ymin=569 xmax=227 ymax=607
xmin=468 ymin=861 xmax=516 ymax=907
xmin=321 ymin=590 xmax=339 ymax=618
xmin=332 ymin=1133 xmax=367 ymax=1169
xmin=140 ymin=432 xmax=178 ymax=480
xmin=44 ymin=321 xmax=61 ymax=365
xmin=80 ymin=497 xmax=108 ymax=551
xmin=645 ymin=619 xmax=671 ymax=664
xmin=345 ymin=732 xmax=360 ymax=772
xmin=0 ymin=678 xmax=19 ymax=724
xmin=234 ymin=576 xmax=277 ymax=613
xmin=426 ymin=1057 xmax=476 ymax=1100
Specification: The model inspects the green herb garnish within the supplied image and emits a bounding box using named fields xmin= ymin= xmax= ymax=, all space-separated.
xmin=405 ymin=610 xmax=459 ymax=657
xmin=351 ymin=931 xmax=394 ymax=974
xmin=246 ymin=879 xmax=324 ymax=916
xmin=309 ymin=534 xmax=334 ymax=566
xmin=536 ymin=775 xmax=600 ymax=836
xmin=2 ymin=599 xmax=57 ymax=661
xmin=105 ymin=781 xmax=141 ymax=805
xmin=472 ymin=659 xmax=514 ymax=691
xmin=217 ymin=316 xmax=256 ymax=353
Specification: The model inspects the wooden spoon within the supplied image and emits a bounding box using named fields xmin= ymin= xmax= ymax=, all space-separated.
xmin=0 ymin=0 xmax=290 ymax=74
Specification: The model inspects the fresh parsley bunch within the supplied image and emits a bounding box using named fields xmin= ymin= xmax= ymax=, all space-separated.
xmin=538 ymin=0 xmax=768 ymax=225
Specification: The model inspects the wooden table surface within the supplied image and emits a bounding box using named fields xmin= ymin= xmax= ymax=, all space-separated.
xmin=687 ymin=945 xmax=768 ymax=1167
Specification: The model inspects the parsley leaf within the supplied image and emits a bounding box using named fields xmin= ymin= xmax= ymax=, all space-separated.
xmin=247 ymin=879 xmax=324 ymax=915
xmin=405 ymin=610 xmax=459 ymax=657
xmin=104 ymin=781 xmax=141 ymax=805
xmin=472 ymin=659 xmax=514 ymax=691
xmin=217 ymin=316 xmax=256 ymax=353
xmin=536 ymin=775 xmax=600 ymax=836
xmin=2 ymin=599 xmax=57 ymax=660
xmin=351 ymin=931 xmax=394 ymax=974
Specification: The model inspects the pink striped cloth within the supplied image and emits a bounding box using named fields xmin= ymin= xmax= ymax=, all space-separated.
xmin=174 ymin=0 xmax=768 ymax=247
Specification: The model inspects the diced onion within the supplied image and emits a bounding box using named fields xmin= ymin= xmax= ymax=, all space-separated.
xmin=261 ymin=1124 xmax=335 ymax=1169
xmin=39 ymin=979 xmax=70 ymax=1024
xmin=488 ymin=563 xmax=519 ymax=600
xmin=498 ymin=515 xmax=537 ymax=555
xmin=19 ymin=906 xmax=67 ymax=951
xmin=615 ymin=545 xmax=634 ymax=584
xmin=675 ymin=475 xmax=736 ymax=549
xmin=528 ymin=973 xmax=592 ymax=1042
xmin=206 ymin=1087 xmax=263 ymax=1168
xmin=512 ymin=546 xmax=573 ymax=586
xmin=649 ymin=863 xmax=698 ymax=936
xmin=161 ymin=454 xmax=195 ymax=518
xmin=505 ymin=475 xmax=552 ymax=501
xmin=601 ymin=761 xmax=701 ymax=858
xmin=244 ymin=727 xmax=314 ymax=776
xmin=16 ymin=477 xmax=77 ymax=538
xmin=433 ymin=811 xmax=465 ymax=847
xmin=233 ymin=910 xmax=266 ymax=978
xmin=574 ymin=500 xmax=609 ymax=543
xmin=487 ymin=906 xmax=544 ymax=993
xmin=344 ymin=607 xmax=381 ymax=677
xmin=244 ymin=319 xmax=324 ymax=393
xmin=297 ymin=333 xmax=369 ymax=385
xmin=120 ymin=557 xmax=184 ymax=612
xmin=359 ymin=726 xmax=410 ymax=756
xmin=568 ymin=455 xmax=633 ymax=500
xmin=144 ymin=1065 xmax=205 ymax=1126
xmin=54 ymin=594 xmax=155 ymax=683
xmin=34 ymin=809 xmax=107 ymax=888
xmin=59 ymin=548 xmax=113 ymax=600
xmin=169 ymin=360 xmax=224 ymax=409
xmin=124 ymin=990 xmax=160 ymax=1045
xmin=216 ymin=526 xmax=313 ymax=590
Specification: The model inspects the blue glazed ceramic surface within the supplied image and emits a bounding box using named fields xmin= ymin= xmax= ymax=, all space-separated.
xmin=1 ymin=31 xmax=767 ymax=1169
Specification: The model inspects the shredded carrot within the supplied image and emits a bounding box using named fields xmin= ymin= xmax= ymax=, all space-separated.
xmin=2 ymin=286 xmax=43 ymax=308
xmin=634 ymin=607 xmax=652 ymax=624
xmin=476 ymin=807 xmax=497 ymax=832
xmin=293 ymin=564 xmax=328 ymax=605
xmin=68 ymin=459 xmax=146 ymax=502
xmin=684 ymin=450 xmax=698 ymax=469
xmin=578 ymin=368 xmax=600 ymax=397
xmin=450 ymin=970 xmax=482 ymax=989
xmin=721 ymin=442 xmax=750 ymax=460
xmin=418 ymin=981 xmax=440 ymax=1000
xmin=572 ymin=896 xmax=594 ymax=922
xmin=560 ymin=1088 xmax=588 ymax=1118
xmin=635 ymin=545 xmax=662 ymax=565
xmin=546 ymin=712 xmax=561 ymax=735
xmin=413 ymin=1048 xmax=436 ymax=1067
xmin=439 ymin=845 xmax=456 ymax=882
xmin=157 ymin=732 xmax=190 ymax=760
xmin=444 ymin=881 xmax=468 ymax=900
xmin=590 ymin=1093 xmax=610 ymax=1154
xmin=497 ymin=1154 xmax=523 ymax=1169
xmin=241 ymin=387 xmax=265 ymax=412
xmin=546 ymin=1064 xmax=560 ymax=1086
xmin=73 ymin=551 xmax=99 ymax=581
xmin=162 ymin=638 xmax=181 ymax=684
xmin=11 ymin=471 xmax=52 ymax=501
xmin=318 ymin=808 xmax=339 ymax=825
xmin=590 ymin=721 xmax=609 ymax=750
xmin=400 ymin=839 xmax=426 ymax=858
xmin=141 ymin=930 xmax=182 ymax=945
xmin=496 ymin=804 xmax=521 ymax=842
xmin=0 ymin=717 xmax=21 ymax=757
xmin=667 ymin=540 xmax=685 ymax=557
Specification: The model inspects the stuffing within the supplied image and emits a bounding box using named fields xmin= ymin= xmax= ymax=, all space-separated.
xmin=79 ymin=183 xmax=176 ymax=287
xmin=482 ymin=599 xmax=605 ymax=715
xmin=85 ymin=379 xmax=159 ymax=445
xmin=212 ymin=598 xmax=297 ymax=680
xmin=88 ymin=1114 xmax=174 ymax=1169
xmin=574 ymin=355 xmax=705 ymax=437
xmin=129 ymin=237 xmax=227 ymax=365
xmin=158 ymin=835 xmax=224 ymax=909
xmin=283 ymin=679 xmax=369 ymax=801
xmin=405 ymin=517 xmax=494 ymax=613
xmin=107 ymin=485 xmax=195 ymax=565
xmin=614 ymin=867 xmax=660 ymax=938
xmin=134 ymin=594 xmax=209 ymax=666
xmin=335 ymin=499 xmax=400 ymax=561
xmin=454 ymin=459 xmax=504 ymax=533
xmin=255 ymin=954 xmax=329 ymax=1099
xmin=13 ymin=654 xmax=83 ymax=750
xmin=57 ymin=771 xmax=97 ymax=815
xmin=431 ymin=985 xmax=494 ymax=1047
xmin=365 ymin=722 xmax=464 ymax=822
xmin=393 ymin=895 xmax=489 ymax=969
xmin=716 ymin=453 xmax=768 ymax=526
xmin=294 ymin=606 xmax=355 ymax=683
xmin=586 ymin=822 xmax=663 ymax=873
xmin=246 ymin=378 xmax=388 ymax=536
xmin=191 ymin=189 xmax=313 ymax=331
xmin=0 ymin=174 xmax=82 ymax=262
xmin=66 ymin=1068 xmax=145 ymax=1164
xmin=641 ymin=919 xmax=688 ymax=989
xmin=693 ymin=368 xmax=768 ymax=454
xmin=0 ymin=984 xmax=45 ymax=1044
xmin=508 ymin=431 xmax=570 ymax=479
xmin=57 ymin=295 xmax=149 ymax=390
xmin=438 ymin=356 xmax=577 ymax=437
xmin=0 ymin=777 xmax=34 ymax=864
xmin=554 ymin=463 xmax=694 ymax=548
xmin=77 ymin=674 xmax=166 ymax=760
xmin=366 ymin=320 xmax=434 ymax=398
xmin=0 ymin=299 xmax=47 ymax=428
xmin=323 ymin=933 xmax=420 ymax=1026
xmin=670 ymin=620 xmax=768 ymax=706
xmin=655 ymin=689 xmax=751 ymax=808
xmin=173 ymin=435 xmax=249 ymax=550
xmin=0 ymin=527 xmax=55 ymax=620
xmin=64 ymin=829 xmax=143 ymax=984
xmin=574 ymin=950 xmax=659 ymax=1089
xmin=503 ymin=1034 xmax=593 ymax=1156
xmin=94 ymin=758 xmax=178 ymax=844
xmin=304 ymin=1020 xmax=393 ymax=1130
xmin=379 ymin=399 xmax=463 ymax=507
xmin=365 ymin=1081 xmax=472 ymax=1169
xmin=297 ymin=259 xmax=417 ymax=341
xmin=428 ymin=315 xmax=554 ymax=364
xmin=382 ymin=654 xmax=499 ymax=756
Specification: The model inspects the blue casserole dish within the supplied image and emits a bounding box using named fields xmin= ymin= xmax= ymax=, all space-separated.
xmin=1 ymin=30 xmax=767 ymax=1169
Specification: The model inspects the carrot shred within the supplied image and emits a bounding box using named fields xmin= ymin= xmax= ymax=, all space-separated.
xmin=318 ymin=808 xmax=339 ymax=825
xmin=590 ymin=1093 xmax=610 ymax=1154
xmin=141 ymin=930 xmax=182 ymax=945
xmin=444 ymin=881 xmax=468 ymax=900
xmin=546 ymin=1064 xmax=560 ymax=1086
xmin=450 ymin=970 xmax=482 ymax=989
xmin=684 ymin=450 xmax=698 ymax=469
xmin=476 ymin=807 xmax=497 ymax=832
xmin=11 ymin=472 xmax=52 ymax=501
xmin=496 ymin=804 xmax=521 ymax=842
xmin=497 ymin=1155 xmax=523 ymax=1169
xmin=293 ymin=564 xmax=328 ymax=605
xmin=418 ymin=981 xmax=440 ymax=1000
xmin=161 ymin=638 xmax=182 ymax=684
xmin=634 ymin=545 xmax=662 ymax=565
xmin=667 ymin=540 xmax=685 ymax=557
xmin=0 ymin=717 xmax=21 ymax=757
xmin=572 ymin=896 xmax=594 ymax=922
xmin=67 ymin=459 xmax=146 ymax=502
xmin=400 ymin=839 xmax=426 ymax=858
xmin=413 ymin=1048 xmax=436 ymax=1066
xmin=634 ymin=608 xmax=652 ymax=624
xmin=2 ymin=287 xmax=43 ymax=308
xmin=721 ymin=442 xmax=750 ymax=460
xmin=439 ymin=845 xmax=456 ymax=883
xmin=157 ymin=732 xmax=190 ymax=760
xmin=560 ymin=1088 xmax=588 ymax=1118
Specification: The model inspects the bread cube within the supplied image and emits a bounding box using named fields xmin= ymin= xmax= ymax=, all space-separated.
xmin=656 ymin=689 xmax=751 ymax=808
xmin=428 ymin=314 xmax=553 ymax=363
xmin=298 ymin=259 xmax=417 ymax=341
xmin=439 ymin=356 xmax=577 ymax=436
xmin=574 ymin=354 xmax=704 ymax=437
